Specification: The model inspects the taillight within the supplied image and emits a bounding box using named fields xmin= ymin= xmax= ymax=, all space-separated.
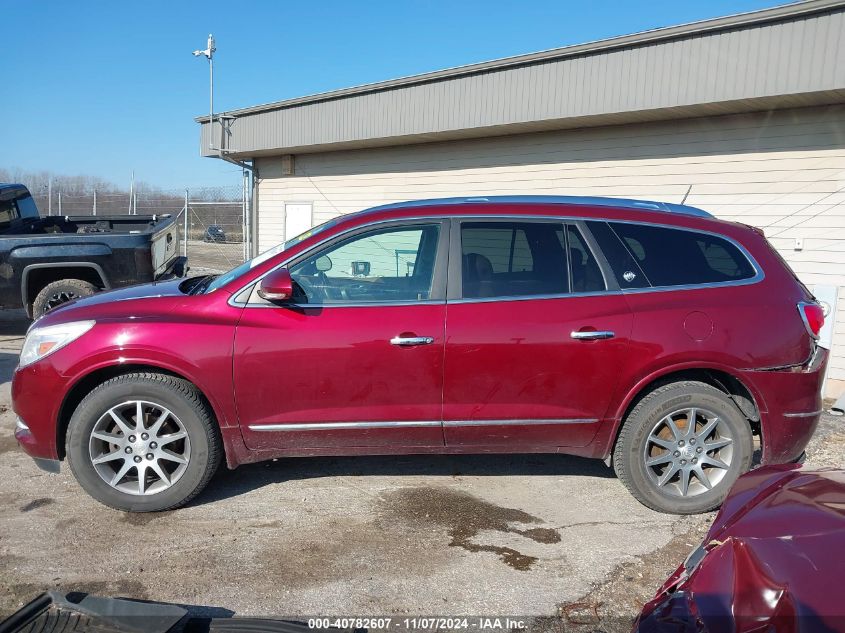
xmin=798 ymin=301 xmax=824 ymax=339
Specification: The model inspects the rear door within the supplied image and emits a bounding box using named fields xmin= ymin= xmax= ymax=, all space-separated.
xmin=442 ymin=218 xmax=633 ymax=448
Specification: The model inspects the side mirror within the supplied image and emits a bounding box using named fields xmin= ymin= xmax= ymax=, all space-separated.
xmin=257 ymin=268 xmax=294 ymax=302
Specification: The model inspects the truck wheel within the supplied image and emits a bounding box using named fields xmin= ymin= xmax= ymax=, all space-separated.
xmin=32 ymin=279 xmax=98 ymax=317
xmin=613 ymin=381 xmax=753 ymax=514
xmin=66 ymin=372 xmax=222 ymax=512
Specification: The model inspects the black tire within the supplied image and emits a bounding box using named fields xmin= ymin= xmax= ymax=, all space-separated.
xmin=613 ymin=381 xmax=753 ymax=514
xmin=32 ymin=279 xmax=98 ymax=317
xmin=66 ymin=373 xmax=222 ymax=512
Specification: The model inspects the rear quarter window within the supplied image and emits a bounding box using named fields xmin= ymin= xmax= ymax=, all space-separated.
xmin=608 ymin=222 xmax=756 ymax=287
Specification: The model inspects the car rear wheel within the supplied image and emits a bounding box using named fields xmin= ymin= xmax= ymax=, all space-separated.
xmin=66 ymin=373 xmax=222 ymax=512
xmin=613 ymin=380 xmax=753 ymax=514
xmin=32 ymin=279 xmax=98 ymax=317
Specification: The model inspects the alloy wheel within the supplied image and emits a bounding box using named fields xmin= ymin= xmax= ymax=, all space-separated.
xmin=88 ymin=400 xmax=191 ymax=496
xmin=46 ymin=291 xmax=78 ymax=311
xmin=642 ymin=407 xmax=733 ymax=497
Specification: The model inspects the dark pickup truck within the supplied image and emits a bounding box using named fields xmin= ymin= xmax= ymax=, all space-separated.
xmin=0 ymin=183 xmax=186 ymax=317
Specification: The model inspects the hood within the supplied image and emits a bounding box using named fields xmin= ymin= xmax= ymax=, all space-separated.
xmin=35 ymin=278 xmax=201 ymax=326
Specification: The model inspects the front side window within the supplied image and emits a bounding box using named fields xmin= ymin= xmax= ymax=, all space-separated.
xmin=608 ymin=222 xmax=756 ymax=287
xmin=460 ymin=221 xmax=604 ymax=299
xmin=288 ymin=224 xmax=441 ymax=304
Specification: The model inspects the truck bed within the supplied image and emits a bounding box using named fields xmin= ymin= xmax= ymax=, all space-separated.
xmin=8 ymin=214 xmax=173 ymax=235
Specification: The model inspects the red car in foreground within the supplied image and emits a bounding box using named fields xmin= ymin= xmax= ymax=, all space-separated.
xmin=11 ymin=196 xmax=827 ymax=513
xmin=635 ymin=466 xmax=845 ymax=632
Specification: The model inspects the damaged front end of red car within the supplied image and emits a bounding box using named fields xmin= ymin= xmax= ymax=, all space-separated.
xmin=634 ymin=465 xmax=845 ymax=632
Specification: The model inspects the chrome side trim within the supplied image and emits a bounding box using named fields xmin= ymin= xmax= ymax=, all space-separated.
xmin=443 ymin=269 xmax=764 ymax=305
xmin=444 ymin=418 xmax=598 ymax=427
xmin=782 ymin=410 xmax=824 ymax=418
xmin=447 ymin=289 xmax=621 ymax=305
xmin=248 ymin=421 xmax=442 ymax=431
xmin=237 ymin=298 xmax=446 ymax=309
xmin=247 ymin=418 xmax=599 ymax=431
xmin=617 ymin=275 xmax=764 ymax=295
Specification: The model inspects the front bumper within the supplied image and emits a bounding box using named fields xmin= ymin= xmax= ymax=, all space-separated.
xmin=742 ymin=346 xmax=829 ymax=464
xmin=14 ymin=418 xmax=59 ymax=472
xmin=12 ymin=355 xmax=69 ymax=464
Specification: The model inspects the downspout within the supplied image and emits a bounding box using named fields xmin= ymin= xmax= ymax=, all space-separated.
xmin=217 ymin=154 xmax=258 ymax=259
xmin=209 ymin=114 xmax=259 ymax=259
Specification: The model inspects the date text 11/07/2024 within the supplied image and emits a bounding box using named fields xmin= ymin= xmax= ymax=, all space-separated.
xmin=307 ymin=618 xmax=528 ymax=631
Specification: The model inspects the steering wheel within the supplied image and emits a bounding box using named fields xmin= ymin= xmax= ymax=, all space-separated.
xmin=317 ymin=272 xmax=347 ymax=301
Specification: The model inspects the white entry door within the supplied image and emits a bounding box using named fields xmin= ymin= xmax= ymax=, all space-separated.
xmin=285 ymin=203 xmax=313 ymax=242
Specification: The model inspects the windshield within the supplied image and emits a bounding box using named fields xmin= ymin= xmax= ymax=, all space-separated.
xmin=203 ymin=216 xmax=340 ymax=293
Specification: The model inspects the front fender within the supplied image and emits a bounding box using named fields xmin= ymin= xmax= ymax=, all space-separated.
xmin=58 ymin=348 xmax=238 ymax=431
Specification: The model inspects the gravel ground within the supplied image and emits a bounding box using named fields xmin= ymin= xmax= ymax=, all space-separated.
xmin=0 ymin=311 xmax=841 ymax=628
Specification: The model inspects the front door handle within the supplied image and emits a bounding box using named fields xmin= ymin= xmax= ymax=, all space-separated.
xmin=390 ymin=335 xmax=435 ymax=346
xmin=570 ymin=330 xmax=615 ymax=340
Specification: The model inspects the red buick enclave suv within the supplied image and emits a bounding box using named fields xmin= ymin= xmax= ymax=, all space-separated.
xmin=11 ymin=196 xmax=827 ymax=513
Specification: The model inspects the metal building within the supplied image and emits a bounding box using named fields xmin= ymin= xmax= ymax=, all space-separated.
xmin=198 ymin=0 xmax=845 ymax=397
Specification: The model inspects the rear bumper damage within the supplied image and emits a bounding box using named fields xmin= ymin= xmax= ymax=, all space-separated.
xmin=742 ymin=346 xmax=828 ymax=465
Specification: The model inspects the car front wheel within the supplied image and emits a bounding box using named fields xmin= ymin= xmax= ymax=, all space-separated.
xmin=613 ymin=380 xmax=753 ymax=514
xmin=66 ymin=373 xmax=222 ymax=512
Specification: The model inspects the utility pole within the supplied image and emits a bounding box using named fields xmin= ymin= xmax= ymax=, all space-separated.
xmin=184 ymin=189 xmax=189 ymax=258
xmin=129 ymin=171 xmax=134 ymax=214
xmin=193 ymin=34 xmax=216 ymax=150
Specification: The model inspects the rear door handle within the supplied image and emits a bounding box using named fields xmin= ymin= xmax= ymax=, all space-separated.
xmin=390 ymin=336 xmax=435 ymax=346
xmin=570 ymin=330 xmax=615 ymax=340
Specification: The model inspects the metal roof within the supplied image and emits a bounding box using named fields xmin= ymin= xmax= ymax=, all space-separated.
xmin=199 ymin=0 xmax=845 ymax=158
xmin=364 ymin=196 xmax=713 ymax=217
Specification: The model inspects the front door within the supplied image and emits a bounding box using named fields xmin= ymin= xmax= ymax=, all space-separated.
xmin=443 ymin=219 xmax=632 ymax=448
xmin=234 ymin=220 xmax=449 ymax=450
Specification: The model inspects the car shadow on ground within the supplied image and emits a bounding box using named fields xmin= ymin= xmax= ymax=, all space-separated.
xmin=194 ymin=450 xmax=615 ymax=507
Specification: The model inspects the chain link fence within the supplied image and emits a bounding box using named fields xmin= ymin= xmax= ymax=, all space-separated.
xmin=29 ymin=185 xmax=248 ymax=274
xmin=184 ymin=185 xmax=247 ymax=274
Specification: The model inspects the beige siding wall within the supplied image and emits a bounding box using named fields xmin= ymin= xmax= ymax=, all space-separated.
xmin=255 ymin=105 xmax=845 ymax=397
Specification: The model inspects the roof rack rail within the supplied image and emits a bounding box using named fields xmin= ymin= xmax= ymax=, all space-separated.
xmin=365 ymin=195 xmax=712 ymax=218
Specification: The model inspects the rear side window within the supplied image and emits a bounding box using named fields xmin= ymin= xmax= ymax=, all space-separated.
xmin=608 ymin=222 xmax=756 ymax=287
xmin=460 ymin=221 xmax=605 ymax=299
xmin=461 ymin=222 xmax=567 ymax=298
xmin=585 ymin=221 xmax=650 ymax=289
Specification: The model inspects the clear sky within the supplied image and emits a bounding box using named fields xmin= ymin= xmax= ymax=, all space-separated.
xmin=5 ymin=0 xmax=784 ymax=191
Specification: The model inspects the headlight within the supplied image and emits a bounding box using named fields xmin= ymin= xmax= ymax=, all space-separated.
xmin=19 ymin=320 xmax=95 ymax=368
